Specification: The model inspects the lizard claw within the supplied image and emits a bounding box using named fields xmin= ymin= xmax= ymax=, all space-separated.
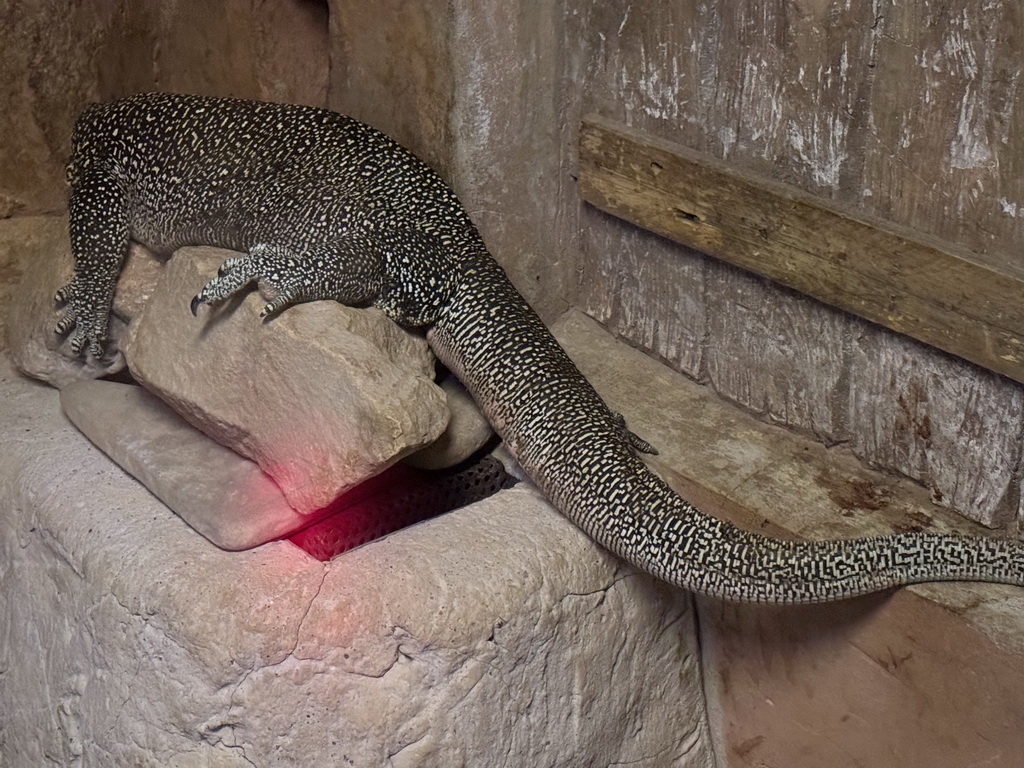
xmin=192 ymin=243 xmax=309 ymax=319
xmin=191 ymin=250 xmax=265 ymax=314
xmin=612 ymin=411 xmax=658 ymax=456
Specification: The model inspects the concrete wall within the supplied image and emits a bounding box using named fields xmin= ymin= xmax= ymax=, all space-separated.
xmin=0 ymin=0 xmax=329 ymax=218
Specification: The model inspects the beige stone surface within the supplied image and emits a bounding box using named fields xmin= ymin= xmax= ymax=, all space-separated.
xmin=405 ymin=374 xmax=494 ymax=469
xmin=0 ymin=354 xmax=713 ymax=767
xmin=60 ymin=379 xmax=322 ymax=550
xmin=124 ymin=247 xmax=449 ymax=513
xmin=1 ymin=215 xmax=67 ymax=355
xmin=328 ymin=0 xmax=567 ymax=323
xmin=0 ymin=1 xmax=328 ymax=219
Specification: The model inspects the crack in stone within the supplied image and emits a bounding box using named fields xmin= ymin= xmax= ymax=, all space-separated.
xmin=224 ymin=741 xmax=258 ymax=768
xmin=196 ymin=665 xmax=257 ymax=766
xmin=106 ymin=654 xmax=143 ymax=738
xmin=607 ymin=737 xmax=683 ymax=767
xmin=559 ymin=571 xmax=630 ymax=604
xmin=33 ymin=523 xmax=86 ymax=580
xmin=291 ymin=562 xmax=329 ymax=657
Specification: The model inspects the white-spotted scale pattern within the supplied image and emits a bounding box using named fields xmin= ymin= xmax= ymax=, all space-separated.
xmin=58 ymin=93 xmax=1024 ymax=602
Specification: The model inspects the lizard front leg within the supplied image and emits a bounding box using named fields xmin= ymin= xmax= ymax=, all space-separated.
xmin=190 ymin=241 xmax=388 ymax=319
xmin=55 ymin=170 xmax=130 ymax=358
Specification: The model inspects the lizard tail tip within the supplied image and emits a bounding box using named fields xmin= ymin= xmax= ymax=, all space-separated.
xmin=190 ymin=295 xmax=201 ymax=316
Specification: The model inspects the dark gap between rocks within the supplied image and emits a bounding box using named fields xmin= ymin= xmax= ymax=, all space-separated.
xmin=287 ymin=455 xmax=516 ymax=560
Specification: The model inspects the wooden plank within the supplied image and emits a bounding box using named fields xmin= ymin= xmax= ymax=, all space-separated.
xmin=578 ymin=115 xmax=1024 ymax=384
xmin=863 ymin=3 xmax=1024 ymax=264
xmin=576 ymin=206 xmax=707 ymax=380
xmin=705 ymin=267 xmax=850 ymax=443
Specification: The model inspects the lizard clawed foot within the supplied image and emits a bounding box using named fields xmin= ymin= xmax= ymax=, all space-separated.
xmin=54 ymin=278 xmax=110 ymax=359
xmin=612 ymin=411 xmax=659 ymax=456
xmin=191 ymin=243 xmax=307 ymax=318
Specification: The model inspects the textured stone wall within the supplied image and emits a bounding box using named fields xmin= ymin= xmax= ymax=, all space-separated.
xmin=0 ymin=0 xmax=329 ymax=218
xmin=328 ymin=0 xmax=567 ymax=321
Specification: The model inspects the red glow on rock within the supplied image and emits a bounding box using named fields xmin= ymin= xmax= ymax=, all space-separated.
xmin=287 ymin=463 xmax=440 ymax=560
xmin=286 ymin=455 xmax=515 ymax=561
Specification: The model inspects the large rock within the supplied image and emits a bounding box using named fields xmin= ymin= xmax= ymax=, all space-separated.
xmin=0 ymin=356 xmax=714 ymax=766
xmin=124 ymin=247 xmax=449 ymax=513
xmin=5 ymin=216 xmax=492 ymax=474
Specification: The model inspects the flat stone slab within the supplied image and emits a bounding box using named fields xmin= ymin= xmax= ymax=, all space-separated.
xmin=61 ymin=377 xmax=506 ymax=552
xmin=0 ymin=354 xmax=713 ymax=766
xmin=60 ymin=378 xmax=325 ymax=550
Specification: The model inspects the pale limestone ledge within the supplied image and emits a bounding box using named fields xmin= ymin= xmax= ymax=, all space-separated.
xmin=0 ymin=352 xmax=713 ymax=767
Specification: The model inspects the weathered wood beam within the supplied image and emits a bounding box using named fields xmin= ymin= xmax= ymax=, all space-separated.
xmin=578 ymin=116 xmax=1024 ymax=384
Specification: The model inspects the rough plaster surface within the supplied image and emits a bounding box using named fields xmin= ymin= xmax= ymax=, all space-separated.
xmin=124 ymin=248 xmax=448 ymax=513
xmin=0 ymin=355 xmax=714 ymax=767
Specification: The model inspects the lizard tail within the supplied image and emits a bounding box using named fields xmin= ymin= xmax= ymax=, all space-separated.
xmin=427 ymin=254 xmax=1024 ymax=603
